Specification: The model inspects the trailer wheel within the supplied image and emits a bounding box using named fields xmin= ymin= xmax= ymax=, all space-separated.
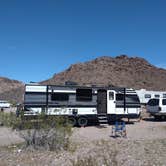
xmin=67 ymin=117 xmax=77 ymax=126
xmin=154 ymin=115 xmax=160 ymax=121
xmin=161 ymin=115 xmax=165 ymax=120
xmin=78 ymin=117 xmax=88 ymax=127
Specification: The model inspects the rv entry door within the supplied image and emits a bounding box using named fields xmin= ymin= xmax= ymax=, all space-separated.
xmin=97 ymin=89 xmax=107 ymax=114
xmin=107 ymin=90 xmax=116 ymax=114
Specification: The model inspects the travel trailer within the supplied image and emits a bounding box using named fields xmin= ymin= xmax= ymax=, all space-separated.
xmin=0 ymin=100 xmax=11 ymax=108
xmin=146 ymin=98 xmax=166 ymax=120
xmin=23 ymin=84 xmax=141 ymax=126
xmin=136 ymin=89 xmax=166 ymax=105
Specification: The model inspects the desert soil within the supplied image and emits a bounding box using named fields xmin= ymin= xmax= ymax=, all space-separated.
xmin=0 ymin=117 xmax=166 ymax=166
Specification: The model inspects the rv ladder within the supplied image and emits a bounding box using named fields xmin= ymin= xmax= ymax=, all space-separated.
xmin=97 ymin=114 xmax=108 ymax=125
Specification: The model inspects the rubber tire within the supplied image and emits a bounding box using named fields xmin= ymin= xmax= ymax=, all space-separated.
xmin=68 ymin=117 xmax=77 ymax=126
xmin=78 ymin=117 xmax=88 ymax=127
xmin=154 ymin=115 xmax=161 ymax=121
xmin=161 ymin=116 xmax=165 ymax=121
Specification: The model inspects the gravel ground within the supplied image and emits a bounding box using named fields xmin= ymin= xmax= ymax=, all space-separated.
xmin=0 ymin=118 xmax=166 ymax=166
xmin=71 ymin=119 xmax=166 ymax=142
xmin=0 ymin=127 xmax=24 ymax=146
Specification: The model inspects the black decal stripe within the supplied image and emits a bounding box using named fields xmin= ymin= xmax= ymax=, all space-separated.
xmin=116 ymin=105 xmax=141 ymax=108
xmin=25 ymin=105 xmax=97 ymax=108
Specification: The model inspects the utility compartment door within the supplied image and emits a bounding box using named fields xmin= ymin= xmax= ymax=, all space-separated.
xmin=107 ymin=90 xmax=116 ymax=114
xmin=97 ymin=89 xmax=107 ymax=114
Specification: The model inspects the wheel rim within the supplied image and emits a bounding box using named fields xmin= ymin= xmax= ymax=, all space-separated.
xmin=78 ymin=117 xmax=87 ymax=127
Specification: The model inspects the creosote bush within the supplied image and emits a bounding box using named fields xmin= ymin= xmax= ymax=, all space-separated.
xmin=0 ymin=111 xmax=21 ymax=128
xmin=0 ymin=111 xmax=72 ymax=151
xmin=20 ymin=115 xmax=72 ymax=151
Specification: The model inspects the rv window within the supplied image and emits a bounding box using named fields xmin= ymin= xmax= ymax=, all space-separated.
xmin=147 ymin=99 xmax=159 ymax=106
xmin=144 ymin=94 xmax=151 ymax=98
xmin=109 ymin=92 xmax=114 ymax=100
xmin=116 ymin=94 xmax=124 ymax=101
xmin=76 ymin=89 xmax=92 ymax=101
xmin=25 ymin=92 xmax=46 ymax=103
xmin=162 ymin=99 xmax=166 ymax=105
xmin=154 ymin=94 xmax=160 ymax=98
xmin=163 ymin=94 xmax=166 ymax=98
xmin=51 ymin=93 xmax=69 ymax=101
xmin=125 ymin=95 xmax=140 ymax=103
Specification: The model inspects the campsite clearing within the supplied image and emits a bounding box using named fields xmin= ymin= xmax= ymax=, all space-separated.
xmin=0 ymin=118 xmax=166 ymax=166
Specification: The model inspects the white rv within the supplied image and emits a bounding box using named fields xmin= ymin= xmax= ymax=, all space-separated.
xmin=147 ymin=98 xmax=166 ymax=120
xmin=0 ymin=100 xmax=11 ymax=108
xmin=23 ymin=84 xmax=141 ymax=126
xmin=136 ymin=89 xmax=166 ymax=105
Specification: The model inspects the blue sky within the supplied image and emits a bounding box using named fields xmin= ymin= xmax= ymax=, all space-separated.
xmin=0 ymin=0 xmax=166 ymax=83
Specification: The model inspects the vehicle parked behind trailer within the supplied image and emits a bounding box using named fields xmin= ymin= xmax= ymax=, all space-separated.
xmin=136 ymin=89 xmax=166 ymax=105
xmin=146 ymin=98 xmax=166 ymax=120
xmin=0 ymin=100 xmax=11 ymax=108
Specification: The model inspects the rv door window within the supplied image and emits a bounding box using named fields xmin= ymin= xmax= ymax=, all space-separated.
xmin=144 ymin=94 xmax=151 ymax=98
xmin=76 ymin=89 xmax=92 ymax=101
xmin=147 ymin=99 xmax=159 ymax=106
xmin=109 ymin=92 xmax=114 ymax=100
xmin=163 ymin=94 xmax=166 ymax=98
xmin=51 ymin=93 xmax=69 ymax=101
xmin=162 ymin=99 xmax=166 ymax=105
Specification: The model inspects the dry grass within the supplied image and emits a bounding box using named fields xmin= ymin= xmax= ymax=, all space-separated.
xmin=1 ymin=139 xmax=166 ymax=166
xmin=0 ymin=138 xmax=166 ymax=166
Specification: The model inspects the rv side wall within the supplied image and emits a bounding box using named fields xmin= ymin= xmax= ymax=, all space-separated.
xmin=24 ymin=85 xmax=141 ymax=122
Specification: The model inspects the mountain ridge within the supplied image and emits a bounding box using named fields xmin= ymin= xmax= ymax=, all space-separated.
xmin=41 ymin=55 xmax=166 ymax=90
xmin=0 ymin=76 xmax=24 ymax=103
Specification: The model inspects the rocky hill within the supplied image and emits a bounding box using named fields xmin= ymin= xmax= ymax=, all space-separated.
xmin=41 ymin=55 xmax=166 ymax=90
xmin=0 ymin=77 xmax=24 ymax=103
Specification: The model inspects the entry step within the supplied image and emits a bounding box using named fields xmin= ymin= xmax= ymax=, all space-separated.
xmin=97 ymin=114 xmax=108 ymax=124
xmin=98 ymin=116 xmax=108 ymax=119
xmin=98 ymin=119 xmax=108 ymax=123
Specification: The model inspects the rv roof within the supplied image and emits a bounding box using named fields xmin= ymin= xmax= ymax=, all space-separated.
xmin=25 ymin=84 xmax=134 ymax=92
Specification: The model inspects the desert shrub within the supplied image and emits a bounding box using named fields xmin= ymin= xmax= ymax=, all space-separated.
xmin=18 ymin=115 xmax=72 ymax=151
xmin=0 ymin=111 xmax=21 ymax=128
xmin=71 ymin=156 xmax=98 ymax=166
xmin=71 ymin=152 xmax=117 ymax=166
xmin=0 ymin=112 xmax=72 ymax=151
xmin=71 ymin=140 xmax=118 ymax=166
